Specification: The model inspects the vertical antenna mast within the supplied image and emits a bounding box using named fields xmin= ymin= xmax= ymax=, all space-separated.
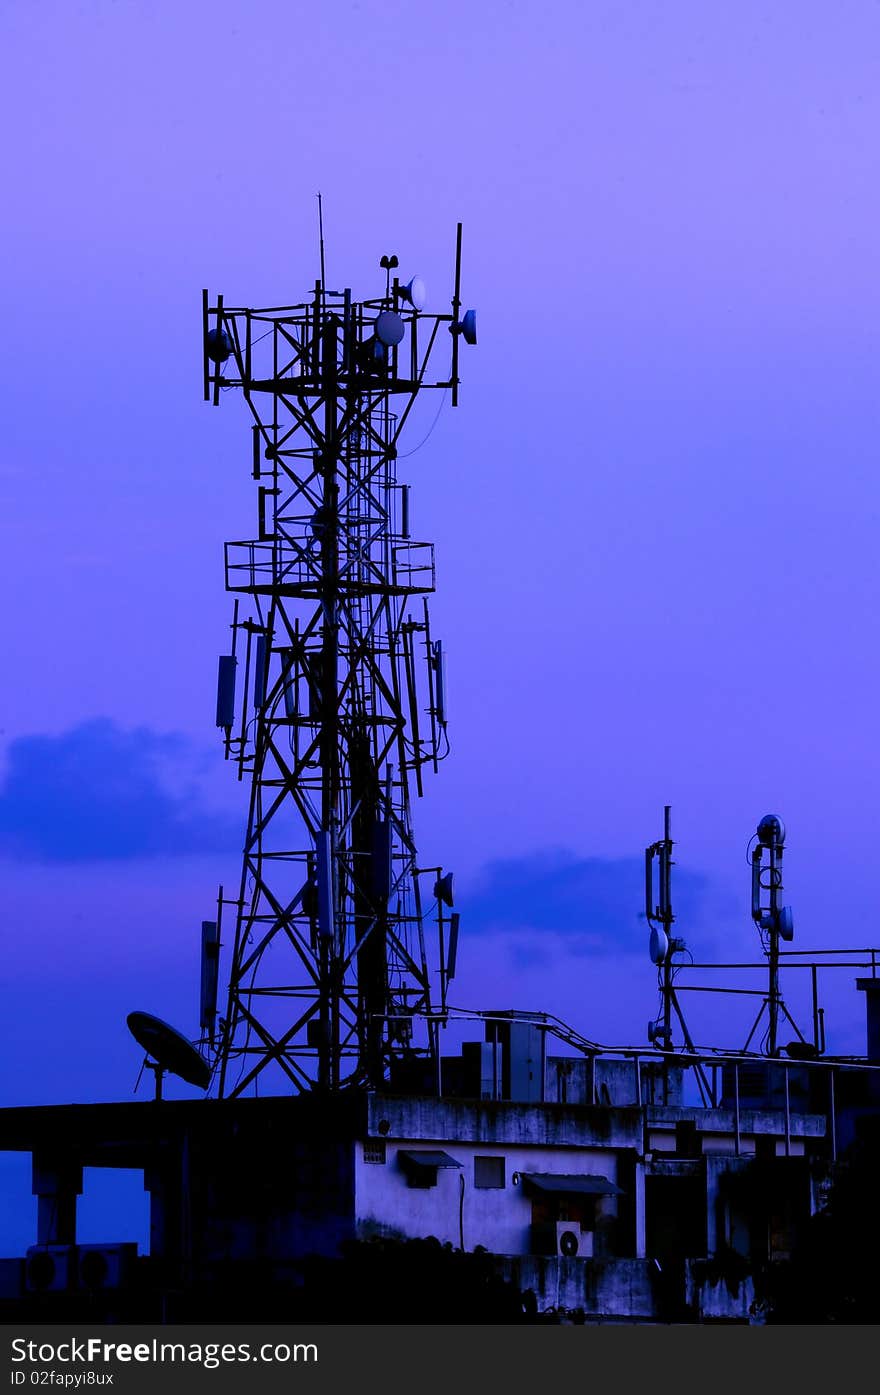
xmin=750 ymin=814 xmax=795 ymax=1057
xmin=645 ymin=807 xmax=715 ymax=1104
xmin=201 ymin=228 xmax=477 ymax=1097
xmin=646 ymin=805 xmax=677 ymax=1051
xmin=317 ymin=192 xmax=326 ymax=292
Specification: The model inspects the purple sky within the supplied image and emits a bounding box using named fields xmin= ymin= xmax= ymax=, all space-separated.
xmin=2 ymin=1 xmax=880 ymax=1247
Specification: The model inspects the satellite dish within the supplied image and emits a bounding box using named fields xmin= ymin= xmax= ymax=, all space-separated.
xmin=375 ymin=311 xmax=405 ymax=347
xmin=400 ymin=276 xmax=427 ymax=311
xmin=127 ymin=1011 xmax=211 ymax=1095
xmin=649 ymin=925 xmax=669 ymax=966
xmin=777 ymin=905 xmax=794 ymax=941
xmin=206 ymin=327 xmax=232 ymax=364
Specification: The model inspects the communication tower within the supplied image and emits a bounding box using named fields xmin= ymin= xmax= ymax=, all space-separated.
xmin=200 ymin=225 xmax=476 ymax=1097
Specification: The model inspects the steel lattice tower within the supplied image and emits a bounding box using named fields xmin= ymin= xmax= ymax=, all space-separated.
xmin=201 ymin=229 xmax=475 ymax=1096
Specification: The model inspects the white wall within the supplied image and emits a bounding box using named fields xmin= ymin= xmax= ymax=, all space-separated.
xmin=355 ymin=1140 xmax=621 ymax=1256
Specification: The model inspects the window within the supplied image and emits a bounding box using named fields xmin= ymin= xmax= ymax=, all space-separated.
xmin=474 ymin=1156 xmax=505 ymax=1189
xmin=398 ymin=1149 xmax=461 ymax=1188
xmin=363 ymin=1141 xmax=387 ymax=1165
xmin=405 ymin=1166 xmax=436 ymax=1189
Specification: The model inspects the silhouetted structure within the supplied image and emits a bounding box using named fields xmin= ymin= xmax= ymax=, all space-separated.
xmin=2 ymin=239 xmax=880 ymax=1326
xmin=201 ymin=236 xmax=474 ymax=1096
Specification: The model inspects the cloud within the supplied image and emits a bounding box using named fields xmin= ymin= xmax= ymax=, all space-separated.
xmin=460 ymin=848 xmax=729 ymax=955
xmin=0 ymin=719 xmax=239 ymax=861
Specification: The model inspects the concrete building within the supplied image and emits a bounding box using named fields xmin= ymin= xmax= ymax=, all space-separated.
xmin=0 ymin=1006 xmax=862 ymax=1322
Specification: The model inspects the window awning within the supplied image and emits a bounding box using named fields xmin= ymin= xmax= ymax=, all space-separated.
xmin=398 ymin=1150 xmax=462 ymax=1169
xmin=521 ymin=1173 xmax=623 ymax=1196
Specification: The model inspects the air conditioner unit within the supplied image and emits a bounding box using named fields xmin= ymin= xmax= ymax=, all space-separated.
xmin=531 ymin=1222 xmax=593 ymax=1258
xmin=556 ymin=1222 xmax=591 ymax=1259
xmin=76 ymin=1243 xmax=138 ymax=1292
xmin=25 ymin=1245 xmax=76 ymax=1293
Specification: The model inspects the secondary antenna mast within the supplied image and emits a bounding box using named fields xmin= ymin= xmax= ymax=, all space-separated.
xmin=645 ymin=805 xmax=678 ymax=1051
xmin=746 ymin=813 xmax=796 ymax=1057
xmin=642 ymin=809 xmax=810 ymax=1072
xmin=645 ymin=807 xmax=714 ymax=1103
xmin=317 ymin=192 xmax=326 ymax=291
xmin=201 ymin=225 xmax=477 ymax=1096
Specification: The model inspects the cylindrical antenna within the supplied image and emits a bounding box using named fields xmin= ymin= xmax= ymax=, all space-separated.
xmin=316 ymin=829 xmax=334 ymax=940
xmin=645 ymin=845 xmax=654 ymax=923
xmin=216 ymin=656 xmax=237 ymax=729
xmin=451 ymin=222 xmax=462 ymax=407
xmin=447 ymin=912 xmax=460 ymax=981
xmin=201 ymin=289 xmax=210 ymax=402
xmin=200 ymin=919 xmax=220 ymax=1038
xmin=751 ymin=845 xmax=763 ymax=924
xmin=253 ymin=633 xmax=267 ymax=710
xmin=281 ymin=646 xmax=297 ymax=721
xmin=434 ymin=639 xmax=447 ymax=726
xmin=659 ymin=804 xmax=673 ymax=924
xmin=658 ymin=849 xmax=668 ymax=924
xmin=212 ymin=294 xmax=224 ymax=407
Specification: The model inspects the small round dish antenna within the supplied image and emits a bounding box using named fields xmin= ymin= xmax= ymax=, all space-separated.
xmin=206 ymin=327 xmax=232 ymax=363
xmin=757 ymin=814 xmax=785 ymax=848
xmin=452 ymin=309 xmax=477 ymax=345
xmin=375 ymin=310 xmax=405 ymax=346
xmin=777 ymin=904 xmax=795 ymax=941
xmin=433 ymin=871 xmax=454 ymax=907
xmin=127 ymin=1011 xmax=211 ymax=1099
xmin=649 ymin=925 xmax=669 ymax=966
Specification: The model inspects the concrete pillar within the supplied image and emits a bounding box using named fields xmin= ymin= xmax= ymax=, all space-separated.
xmin=634 ymin=1160 xmax=646 ymax=1259
xmin=856 ymin=979 xmax=880 ymax=1106
xmin=31 ymin=1154 xmax=83 ymax=1246
xmin=144 ymin=1161 xmax=180 ymax=1263
xmin=856 ymin=979 xmax=880 ymax=1060
xmin=705 ymin=1159 xmax=720 ymax=1255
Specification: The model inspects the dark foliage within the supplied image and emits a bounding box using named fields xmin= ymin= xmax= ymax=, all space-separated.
xmin=295 ymin=1236 xmax=531 ymax=1323
xmin=764 ymin=1120 xmax=880 ymax=1323
xmin=0 ymin=1241 xmax=536 ymax=1325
